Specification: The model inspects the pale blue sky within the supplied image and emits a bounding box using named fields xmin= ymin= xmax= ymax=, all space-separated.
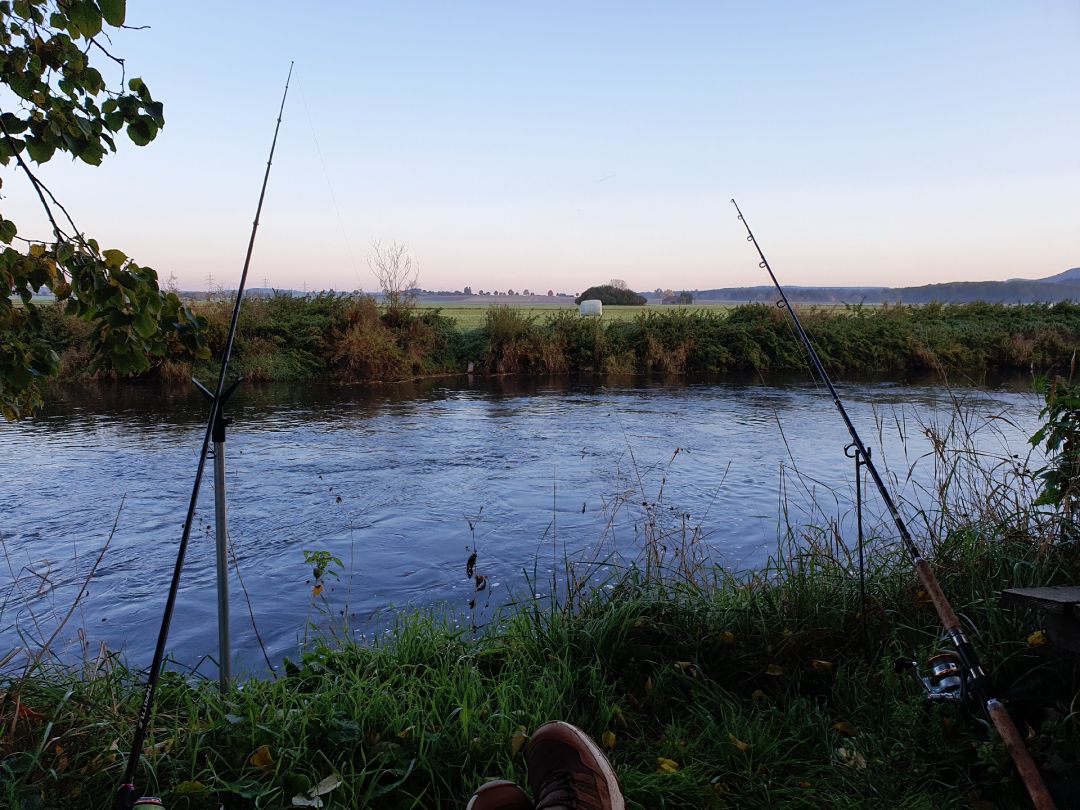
xmin=5 ymin=1 xmax=1078 ymax=292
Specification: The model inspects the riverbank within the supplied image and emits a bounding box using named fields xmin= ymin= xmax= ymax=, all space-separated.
xmin=38 ymin=297 xmax=1080 ymax=385
xmin=3 ymin=515 xmax=1079 ymax=808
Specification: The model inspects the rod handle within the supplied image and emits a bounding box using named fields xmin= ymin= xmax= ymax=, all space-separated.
xmin=986 ymin=699 xmax=1056 ymax=809
xmin=913 ymin=559 xmax=962 ymax=630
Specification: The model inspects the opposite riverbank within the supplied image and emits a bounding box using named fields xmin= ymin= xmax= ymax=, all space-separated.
xmin=37 ymin=297 xmax=1080 ymax=386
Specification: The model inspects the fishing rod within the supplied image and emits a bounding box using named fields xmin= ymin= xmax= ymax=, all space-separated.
xmin=113 ymin=62 xmax=294 ymax=810
xmin=730 ymin=199 xmax=1056 ymax=810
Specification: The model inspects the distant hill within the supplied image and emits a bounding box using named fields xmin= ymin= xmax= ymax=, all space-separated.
xmin=1032 ymin=267 xmax=1080 ymax=284
xmin=688 ymin=268 xmax=1080 ymax=305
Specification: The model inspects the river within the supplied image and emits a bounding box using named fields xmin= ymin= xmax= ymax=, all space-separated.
xmin=0 ymin=374 xmax=1043 ymax=675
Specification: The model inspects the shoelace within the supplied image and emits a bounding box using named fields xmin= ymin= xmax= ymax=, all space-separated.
xmin=534 ymin=768 xmax=603 ymax=810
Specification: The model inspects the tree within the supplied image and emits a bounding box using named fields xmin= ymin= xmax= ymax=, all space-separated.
xmin=0 ymin=0 xmax=207 ymax=419
xmin=368 ymin=240 xmax=419 ymax=315
xmin=575 ymin=284 xmax=646 ymax=305
xmin=463 ymin=286 xmax=472 ymax=295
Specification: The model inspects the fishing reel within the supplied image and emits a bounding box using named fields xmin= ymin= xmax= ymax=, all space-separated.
xmin=894 ymin=651 xmax=971 ymax=705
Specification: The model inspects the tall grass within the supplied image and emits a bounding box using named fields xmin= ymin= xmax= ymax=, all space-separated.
xmin=34 ymin=299 xmax=1080 ymax=387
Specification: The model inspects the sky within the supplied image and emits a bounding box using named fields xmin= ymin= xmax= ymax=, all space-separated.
xmin=3 ymin=1 xmax=1079 ymax=293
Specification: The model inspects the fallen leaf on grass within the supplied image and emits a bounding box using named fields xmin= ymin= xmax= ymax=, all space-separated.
xmin=1027 ymin=630 xmax=1047 ymax=647
xmin=765 ymin=664 xmax=784 ymax=677
xmin=836 ymin=747 xmax=867 ymax=771
xmin=721 ymin=631 xmax=736 ymax=644
xmin=810 ymin=659 xmax=833 ymax=672
xmin=751 ymin=689 xmax=767 ymax=706
xmin=249 ymin=744 xmax=274 ymax=771
xmin=657 ymin=757 xmax=680 ymax=773
xmin=728 ymin=734 xmax=751 ymax=752
xmin=144 ymin=738 xmax=174 ymax=757
xmin=601 ymin=730 xmax=616 ymax=751
xmin=292 ymin=773 xmax=342 ymax=807
xmin=832 ymin=721 xmax=860 ymax=737
xmin=510 ymin=726 xmax=528 ymax=757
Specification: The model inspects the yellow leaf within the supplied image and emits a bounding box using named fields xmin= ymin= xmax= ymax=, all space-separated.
xmin=765 ymin=664 xmax=784 ymax=677
xmin=721 ymin=631 xmax=736 ymax=644
xmin=249 ymin=744 xmax=274 ymax=771
xmin=832 ymin=720 xmax=860 ymax=737
xmin=602 ymin=730 xmax=616 ymax=751
xmin=656 ymin=757 xmax=680 ymax=773
xmin=915 ymin=589 xmax=930 ymax=604
xmin=510 ymin=726 xmax=528 ymax=757
xmin=397 ymin=726 xmax=412 ymax=740
xmin=729 ymin=733 xmax=751 ymax=752
xmin=810 ymin=659 xmax=833 ymax=671
xmin=798 ymin=781 xmax=812 ymax=789
xmin=143 ymin=738 xmax=173 ymax=757
xmin=312 ymin=583 xmax=324 ymax=597
xmin=29 ymin=243 xmax=45 ymax=258
xmin=102 ymin=249 xmax=127 ymax=269
xmin=1027 ymin=630 xmax=1047 ymax=647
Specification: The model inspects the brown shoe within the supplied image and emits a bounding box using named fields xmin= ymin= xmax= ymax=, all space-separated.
xmin=466 ymin=779 xmax=533 ymax=810
xmin=525 ymin=721 xmax=625 ymax=810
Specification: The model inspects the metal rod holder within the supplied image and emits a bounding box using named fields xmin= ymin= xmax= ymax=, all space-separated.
xmin=193 ymin=377 xmax=241 ymax=694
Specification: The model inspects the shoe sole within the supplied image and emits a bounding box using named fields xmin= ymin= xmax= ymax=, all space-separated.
xmin=538 ymin=721 xmax=625 ymax=810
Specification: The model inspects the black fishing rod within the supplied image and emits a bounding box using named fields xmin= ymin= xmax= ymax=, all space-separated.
xmin=730 ymin=199 xmax=1056 ymax=810
xmin=113 ymin=62 xmax=294 ymax=810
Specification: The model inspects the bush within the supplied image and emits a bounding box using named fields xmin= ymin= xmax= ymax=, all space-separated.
xmin=574 ymin=285 xmax=647 ymax=306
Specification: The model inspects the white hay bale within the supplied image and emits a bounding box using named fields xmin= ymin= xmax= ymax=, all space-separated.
xmin=578 ymin=299 xmax=603 ymax=317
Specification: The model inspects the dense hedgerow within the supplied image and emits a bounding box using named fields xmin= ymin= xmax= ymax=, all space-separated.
xmin=33 ymin=298 xmax=1080 ymax=385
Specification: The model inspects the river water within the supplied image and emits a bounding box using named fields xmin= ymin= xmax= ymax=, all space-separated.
xmin=0 ymin=374 xmax=1043 ymax=676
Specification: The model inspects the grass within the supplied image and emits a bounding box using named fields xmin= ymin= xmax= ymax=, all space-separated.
xmin=3 ymin=388 xmax=1080 ymax=809
xmin=417 ymin=303 xmax=736 ymax=329
xmin=3 ymin=532 xmax=1078 ymax=809
xmin=33 ymin=297 xmax=1080 ymax=388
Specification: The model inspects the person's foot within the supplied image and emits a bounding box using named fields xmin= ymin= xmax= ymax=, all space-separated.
xmin=466 ymin=779 xmax=533 ymax=810
xmin=526 ymin=721 xmax=625 ymax=810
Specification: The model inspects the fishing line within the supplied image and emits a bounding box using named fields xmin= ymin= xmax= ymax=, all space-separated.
xmin=112 ymin=62 xmax=294 ymax=810
xmin=731 ymin=198 xmax=1057 ymax=810
xmin=295 ymin=72 xmax=363 ymax=286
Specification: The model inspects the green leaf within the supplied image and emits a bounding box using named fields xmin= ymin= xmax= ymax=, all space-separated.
xmin=134 ymin=308 xmax=156 ymax=338
xmin=126 ymin=118 xmax=153 ymax=146
xmin=99 ymin=0 xmax=126 ymax=27
xmin=102 ymin=249 xmax=127 ymax=269
xmin=69 ymin=1 xmax=102 ymax=38
xmin=25 ymin=137 xmax=56 ymax=164
xmin=79 ymin=141 xmax=105 ymax=166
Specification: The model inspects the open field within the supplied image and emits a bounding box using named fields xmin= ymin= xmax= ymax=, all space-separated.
xmin=416 ymin=302 xmax=736 ymax=329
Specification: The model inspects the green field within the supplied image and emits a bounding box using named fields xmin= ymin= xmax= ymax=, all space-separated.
xmin=416 ymin=302 xmax=735 ymax=329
